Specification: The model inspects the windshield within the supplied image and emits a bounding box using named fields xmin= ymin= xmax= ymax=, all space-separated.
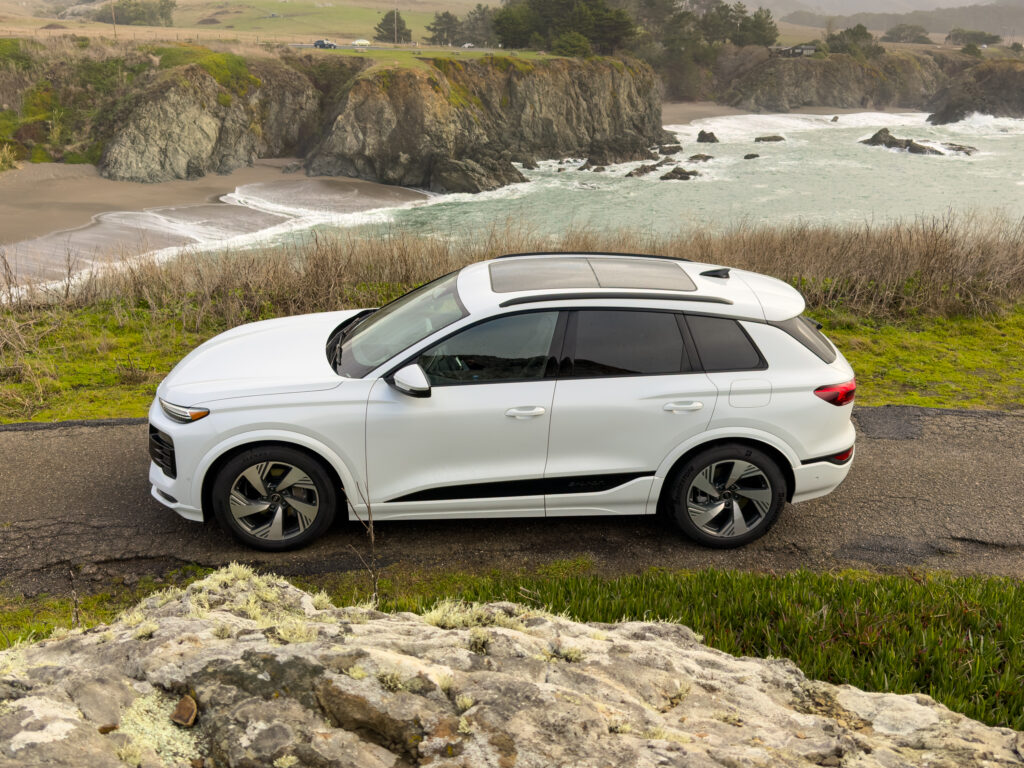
xmin=336 ymin=272 xmax=468 ymax=378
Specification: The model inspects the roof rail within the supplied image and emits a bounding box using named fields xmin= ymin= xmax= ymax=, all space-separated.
xmin=494 ymin=251 xmax=691 ymax=263
xmin=498 ymin=292 xmax=732 ymax=308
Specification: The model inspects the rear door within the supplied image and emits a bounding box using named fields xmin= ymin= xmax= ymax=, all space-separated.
xmin=544 ymin=309 xmax=718 ymax=516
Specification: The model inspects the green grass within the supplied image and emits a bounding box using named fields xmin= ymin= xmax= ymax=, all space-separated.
xmin=151 ymin=44 xmax=260 ymax=94
xmin=2 ymin=304 xmax=1021 ymax=424
xmin=4 ymin=563 xmax=1024 ymax=730
xmin=822 ymin=307 xmax=1024 ymax=410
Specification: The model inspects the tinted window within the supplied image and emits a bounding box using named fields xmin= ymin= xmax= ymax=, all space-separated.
xmin=686 ymin=315 xmax=764 ymax=371
xmin=770 ymin=315 xmax=837 ymax=364
xmin=571 ymin=310 xmax=687 ymax=377
xmin=418 ymin=312 xmax=559 ymax=385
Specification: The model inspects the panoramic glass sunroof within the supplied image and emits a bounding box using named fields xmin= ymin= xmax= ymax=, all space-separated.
xmin=489 ymin=257 xmax=696 ymax=293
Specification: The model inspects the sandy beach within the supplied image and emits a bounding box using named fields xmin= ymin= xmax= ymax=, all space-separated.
xmin=0 ymin=160 xmax=427 ymax=282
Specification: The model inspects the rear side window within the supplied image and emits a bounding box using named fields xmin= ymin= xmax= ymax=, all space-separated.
xmin=685 ymin=315 xmax=764 ymax=372
xmin=770 ymin=315 xmax=837 ymax=364
xmin=571 ymin=310 xmax=689 ymax=377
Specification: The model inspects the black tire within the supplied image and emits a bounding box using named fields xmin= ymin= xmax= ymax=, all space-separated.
xmin=667 ymin=443 xmax=787 ymax=549
xmin=211 ymin=445 xmax=337 ymax=551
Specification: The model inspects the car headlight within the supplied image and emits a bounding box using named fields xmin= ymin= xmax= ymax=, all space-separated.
xmin=159 ymin=398 xmax=210 ymax=423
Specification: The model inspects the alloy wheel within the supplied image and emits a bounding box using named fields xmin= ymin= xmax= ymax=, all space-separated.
xmin=685 ymin=459 xmax=773 ymax=540
xmin=228 ymin=460 xmax=321 ymax=542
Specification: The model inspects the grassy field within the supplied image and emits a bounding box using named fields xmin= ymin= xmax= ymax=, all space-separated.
xmin=4 ymin=563 xmax=1024 ymax=731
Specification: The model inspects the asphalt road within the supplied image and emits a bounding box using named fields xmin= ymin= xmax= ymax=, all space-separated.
xmin=1 ymin=406 xmax=1022 ymax=596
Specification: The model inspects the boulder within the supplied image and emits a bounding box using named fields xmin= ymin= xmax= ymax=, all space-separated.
xmin=625 ymin=158 xmax=673 ymax=177
xmin=687 ymin=154 xmax=714 ymax=163
xmin=660 ymin=166 xmax=699 ymax=180
xmin=744 ymin=153 xmax=760 ymax=160
xmin=696 ymin=130 xmax=719 ymax=143
xmin=860 ymin=128 xmax=941 ymax=156
xmin=1 ymin=566 xmax=1020 ymax=768
xmin=658 ymin=143 xmax=682 ymax=155
xmin=755 ymin=135 xmax=785 ymax=142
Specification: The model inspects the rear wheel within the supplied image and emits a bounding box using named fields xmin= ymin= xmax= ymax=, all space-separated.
xmin=668 ymin=443 xmax=787 ymax=548
xmin=211 ymin=446 xmax=337 ymax=551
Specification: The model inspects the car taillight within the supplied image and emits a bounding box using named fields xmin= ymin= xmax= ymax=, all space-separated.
xmin=829 ymin=447 xmax=854 ymax=464
xmin=814 ymin=378 xmax=856 ymax=406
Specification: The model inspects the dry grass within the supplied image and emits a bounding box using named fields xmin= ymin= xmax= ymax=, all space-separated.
xmin=6 ymin=216 xmax=1024 ymax=323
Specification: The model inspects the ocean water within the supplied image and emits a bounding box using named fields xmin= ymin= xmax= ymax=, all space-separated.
xmin=8 ymin=111 xmax=1024 ymax=280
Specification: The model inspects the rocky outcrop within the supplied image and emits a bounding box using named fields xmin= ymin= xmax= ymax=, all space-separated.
xmin=719 ymin=48 xmax=973 ymax=113
xmin=2 ymin=566 xmax=1021 ymax=768
xmin=625 ymin=158 xmax=673 ymax=177
xmin=102 ymin=59 xmax=320 ymax=183
xmin=697 ymin=130 xmax=719 ymax=143
xmin=660 ymin=166 xmax=699 ymax=180
xmin=928 ymin=60 xmax=1024 ymax=124
xmin=860 ymin=128 xmax=977 ymax=156
xmin=755 ymin=135 xmax=785 ymax=142
xmin=304 ymin=57 xmax=663 ymax=193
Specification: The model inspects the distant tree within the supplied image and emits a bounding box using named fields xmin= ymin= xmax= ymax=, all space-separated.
xmin=1011 ymin=41 xmax=1024 ymax=54
xmin=460 ymin=4 xmax=498 ymax=47
xmin=961 ymin=42 xmax=983 ymax=57
xmin=734 ymin=7 xmax=778 ymax=47
xmin=425 ymin=11 xmax=461 ymax=46
xmin=946 ymin=28 xmax=1001 ymax=46
xmin=881 ymin=24 xmax=931 ymax=44
xmin=827 ymin=24 xmax=883 ymax=58
xmin=374 ymin=10 xmax=412 ymax=43
xmin=552 ymin=30 xmax=593 ymax=57
xmin=699 ymin=1 xmax=738 ymax=44
xmin=590 ymin=5 xmax=636 ymax=53
xmin=492 ymin=2 xmax=538 ymax=48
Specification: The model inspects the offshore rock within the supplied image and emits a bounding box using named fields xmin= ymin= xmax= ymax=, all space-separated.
xmin=688 ymin=153 xmax=714 ymax=163
xmin=743 ymin=153 xmax=760 ymax=160
xmin=1 ymin=566 xmax=1021 ymax=768
xmin=697 ymin=130 xmax=719 ymax=143
xmin=860 ymin=128 xmax=941 ymax=155
xmin=755 ymin=135 xmax=785 ymax=142
xmin=660 ymin=166 xmax=699 ymax=180
xmin=625 ymin=158 xmax=673 ymax=177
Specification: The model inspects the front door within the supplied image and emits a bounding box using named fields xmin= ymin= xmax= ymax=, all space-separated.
xmin=365 ymin=311 xmax=562 ymax=520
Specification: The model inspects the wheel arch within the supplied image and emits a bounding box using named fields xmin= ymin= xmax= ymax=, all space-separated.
xmin=198 ymin=437 xmax=352 ymax=522
xmin=656 ymin=436 xmax=796 ymax=514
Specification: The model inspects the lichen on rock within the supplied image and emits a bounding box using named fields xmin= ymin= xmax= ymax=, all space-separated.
xmin=0 ymin=566 xmax=1021 ymax=767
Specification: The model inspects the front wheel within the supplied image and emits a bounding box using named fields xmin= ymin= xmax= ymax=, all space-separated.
xmin=211 ymin=446 xmax=337 ymax=551
xmin=667 ymin=443 xmax=787 ymax=549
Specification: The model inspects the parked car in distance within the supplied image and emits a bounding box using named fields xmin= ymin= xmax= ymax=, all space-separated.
xmin=461 ymin=42 xmax=475 ymax=48
xmin=352 ymin=39 xmax=371 ymax=47
xmin=149 ymin=253 xmax=856 ymax=551
xmin=314 ymin=39 xmax=337 ymax=49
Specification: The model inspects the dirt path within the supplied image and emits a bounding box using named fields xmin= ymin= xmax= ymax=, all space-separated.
xmin=1 ymin=406 xmax=1022 ymax=596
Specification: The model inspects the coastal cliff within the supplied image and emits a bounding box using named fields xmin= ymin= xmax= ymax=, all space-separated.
xmin=928 ymin=60 xmax=1024 ymax=125
xmin=0 ymin=42 xmax=662 ymax=191
xmin=715 ymin=47 xmax=974 ymax=113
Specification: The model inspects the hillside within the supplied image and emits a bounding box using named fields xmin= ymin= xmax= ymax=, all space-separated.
xmin=0 ymin=40 xmax=664 ymax=191
xmin=784 ymin=0 xmax=1024 ymax=37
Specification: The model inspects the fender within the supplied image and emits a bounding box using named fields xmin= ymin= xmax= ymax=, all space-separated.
xmin=192 ymin=429 xmax=366 ymax=514
xmin=645 ymin=427 xmax=800 ymax=514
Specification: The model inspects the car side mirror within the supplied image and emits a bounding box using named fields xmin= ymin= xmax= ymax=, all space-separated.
xmin=391 ymin=364 xmax=431 ymax=398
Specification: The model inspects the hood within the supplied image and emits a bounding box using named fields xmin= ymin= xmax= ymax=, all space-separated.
xmin=158 ymin=310 xmax=364 ymax=406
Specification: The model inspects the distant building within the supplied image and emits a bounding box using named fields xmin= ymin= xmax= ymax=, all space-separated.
xmin=776 ymin=44 xmax=817 ymax=57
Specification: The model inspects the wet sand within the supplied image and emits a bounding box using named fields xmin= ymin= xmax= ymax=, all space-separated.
xmin=661 ymin=101 xmax=913 ymax=125
xmin=0 ymin=160 xmax=427 ymax=282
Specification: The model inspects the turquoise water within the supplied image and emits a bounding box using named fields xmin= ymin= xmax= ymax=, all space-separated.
xmin=379 ymin=111 xmax=1024 ymax=238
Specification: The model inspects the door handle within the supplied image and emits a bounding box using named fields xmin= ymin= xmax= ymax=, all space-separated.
xmin=505 ymin=406 xmax=546 ymax=419
xmin=664 ymin=401 xmax=703 ymax=413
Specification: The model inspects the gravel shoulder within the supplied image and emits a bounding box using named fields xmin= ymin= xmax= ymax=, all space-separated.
xmin=1 ymin=405 xmax=1022 ymax=596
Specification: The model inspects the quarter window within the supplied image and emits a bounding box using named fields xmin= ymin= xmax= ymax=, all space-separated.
xmin=571 ymin=310 xmax=688 ymax=377
xmin=418 ymin=312 xmax=559 ymax=385
xmin=686 ymin=315 xmax=764 ymax=371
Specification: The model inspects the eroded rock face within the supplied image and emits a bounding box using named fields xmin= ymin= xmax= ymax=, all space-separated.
xmin=102 ymin=60 xmax=320 ymax=183
xmin=1 ymin=567 xmax=1021 ymax=768
xmin=928 ymin=60 xmax=1024 ymax=124
xmin=304 ymin=57 xmax=663 ymax=193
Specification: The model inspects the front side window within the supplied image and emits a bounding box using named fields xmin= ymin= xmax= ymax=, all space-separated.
xmin=336 ymin=273 xmax=467 ymax=378
xmin=571 ymin=310 xmax=689 ymax=377
xmin=418 ymin=312 xmax=560 ymax=385
xmin=686 ymin=314 xmax=765 ymax=372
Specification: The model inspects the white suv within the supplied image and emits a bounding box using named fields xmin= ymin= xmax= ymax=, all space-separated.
xmin=149 ymin=253 xmax=856 ymax=551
